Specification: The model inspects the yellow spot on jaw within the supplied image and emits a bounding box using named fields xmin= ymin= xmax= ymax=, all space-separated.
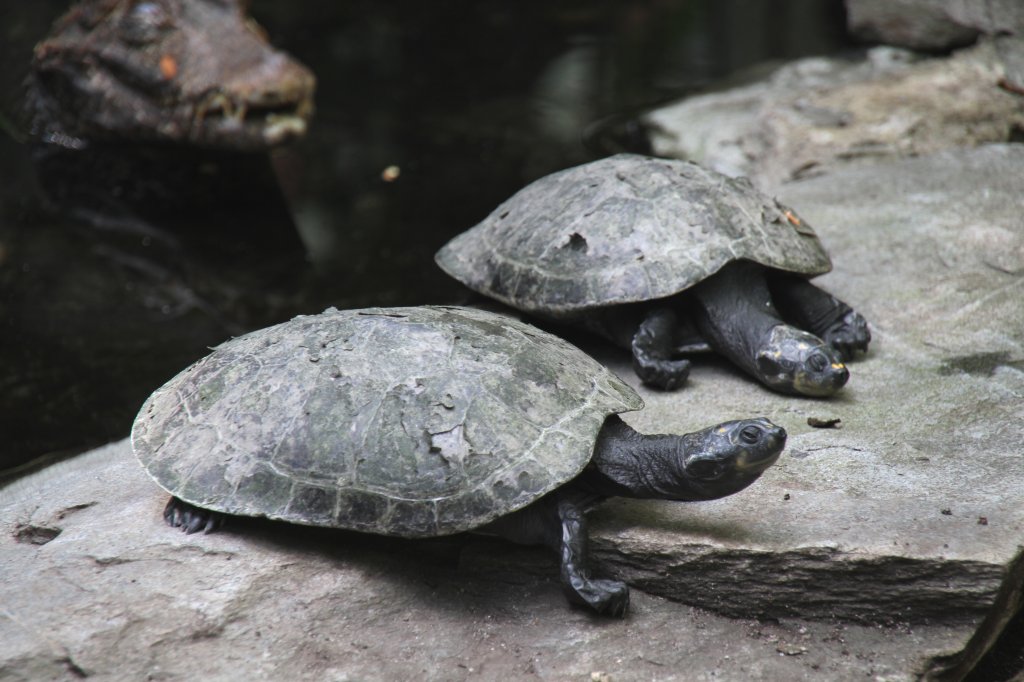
xmin=831 ymin=363 xmax=845 ymax=370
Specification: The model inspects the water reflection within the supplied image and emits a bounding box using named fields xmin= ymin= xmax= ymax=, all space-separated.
xmin=0 ymin=0 xmax=849 ymax=474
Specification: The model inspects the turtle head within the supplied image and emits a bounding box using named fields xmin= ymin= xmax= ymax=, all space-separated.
xmin=672 ymin=418 xmax=786 ymax=500
xmin=755 ymin=325 xmax=849 ymax=397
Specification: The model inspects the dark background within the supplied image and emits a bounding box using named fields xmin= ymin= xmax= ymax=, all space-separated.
xmin=0 ymin=0 xmax=850 ymax=473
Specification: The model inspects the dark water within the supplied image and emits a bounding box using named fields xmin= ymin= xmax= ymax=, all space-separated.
xmin=0 ymin=0 xmax=850 ymax=472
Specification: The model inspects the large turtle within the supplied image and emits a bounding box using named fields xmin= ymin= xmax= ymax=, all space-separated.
xmin=132 ymin=305 xmax=786 ymax=616
xmin=435 ymin=154 xmax=870 ymax=396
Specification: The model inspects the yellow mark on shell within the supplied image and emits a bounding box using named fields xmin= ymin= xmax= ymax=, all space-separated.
xmin=717 ymin=427 xmax=727 ymax=433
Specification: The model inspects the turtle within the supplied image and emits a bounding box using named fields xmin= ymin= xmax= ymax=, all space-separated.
xmin=132 ymin=305 xmax=786 ymax=616
xmin=435 ymin=154 xmax=870 ymax=397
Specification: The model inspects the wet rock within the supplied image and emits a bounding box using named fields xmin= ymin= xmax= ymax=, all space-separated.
xmin=845 ymin=0 xmax=1024 ymax=52
xmin=645 ymin=42 xmax=1024 ymax=191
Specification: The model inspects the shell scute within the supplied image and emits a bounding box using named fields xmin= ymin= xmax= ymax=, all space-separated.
xmin=132 ymin=306 xmax=641 ymax=537
xmin=436 ymin=154 xmax=832 ymax=315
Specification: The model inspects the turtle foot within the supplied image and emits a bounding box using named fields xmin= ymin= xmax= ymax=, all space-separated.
xmin=163 ymin=497 xmax=223 ymax=534
xmin=566 ymin=576 xmax=630 ymax=617
xmin=822 ymin=311 xmax=870 ymax=362
xmin=633 ymin=356 xmax=691 ymax=391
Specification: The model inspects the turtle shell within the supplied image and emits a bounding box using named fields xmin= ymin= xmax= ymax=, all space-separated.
xmin=132 ymin=306 xmax=642 ymax=538
xmin=436 ymin=154 xmax=832 ymax=316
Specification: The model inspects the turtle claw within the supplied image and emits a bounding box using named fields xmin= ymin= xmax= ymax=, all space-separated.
xmin=631 ymin=308 xmax=690 ymax=391
xmin=633 ymin=356 xmax=691 ymax=391
xmin=163 ymin=497 xmax=223 ymax=534
xmin=822 ymin=311 xmax=870 ymax=362
xmin=567 ymin=577 xmax=630 ymax=617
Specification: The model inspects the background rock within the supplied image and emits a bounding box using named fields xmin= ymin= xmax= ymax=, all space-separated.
xmin=645 ymin=42 xmax=1024 ymax=191
xmin=845 ymin=0 xmax=1024 ymax=51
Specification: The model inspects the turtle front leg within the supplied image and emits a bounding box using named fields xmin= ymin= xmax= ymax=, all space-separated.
xmin=484 ymin=492 xmax=629 ymax=616
xmin=554 ymin=496 xmax=630 ymax=616
xmin=631 ymin=308 xmax=691 ymax=391
xmin=768 ymin=275 xmax=870 ymax=361
xmin=163 ymin=497 xmax=224 ymax=534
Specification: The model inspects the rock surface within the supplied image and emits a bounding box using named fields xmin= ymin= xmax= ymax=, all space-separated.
xmin=645 ymin=42 xmax=1024 ymax=191
xmin=0 ymin=442 xmax=974 ymax=681
xmin=2 ymin=144 xmax=1023 ymax=679
xmin=845 ymin=0 xmax=1024 ymax=51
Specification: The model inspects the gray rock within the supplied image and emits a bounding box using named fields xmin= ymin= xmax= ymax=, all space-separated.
xmin=0 ymin=441 xmax=974 ymax=681
xmin=845 ymin=0 xmax=1024 ymax=51
xmin=645 ymin=42 xmax=1024 ymax=191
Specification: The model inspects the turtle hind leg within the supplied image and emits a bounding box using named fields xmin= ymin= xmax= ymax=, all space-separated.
xmin=768 ymin=274 xmax=870 ymax=361
xmin=631 ymin=308 xmax=691 ymax=391
xmin=163 ymin=497 xmax=224 ymax=534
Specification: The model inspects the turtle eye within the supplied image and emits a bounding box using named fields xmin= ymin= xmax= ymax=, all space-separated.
xmin=120 ymin=1 xmax=173 ymax=45
xmin=740 ymin=425 xmax=762 ymax=444
xmin=808 ymin=352 xmax=828 ymax=372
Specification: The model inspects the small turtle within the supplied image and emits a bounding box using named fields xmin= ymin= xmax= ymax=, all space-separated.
xmin=133 ymin=305 xmax=785 ymax=616
xmin=435 ymin=154 xmax=870 ymax=396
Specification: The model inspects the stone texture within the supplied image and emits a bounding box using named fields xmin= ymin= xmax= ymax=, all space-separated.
xmin=0 ymin=442 xmax=972 ymax=681
xmin=845 ymin=0 xmax=1024 ymax=51
xmin=645 ymin=42 xmax=1024 ymax=191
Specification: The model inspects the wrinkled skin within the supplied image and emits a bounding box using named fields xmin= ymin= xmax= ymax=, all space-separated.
xmin=29 ymin=0 xmax=315 ymax=150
